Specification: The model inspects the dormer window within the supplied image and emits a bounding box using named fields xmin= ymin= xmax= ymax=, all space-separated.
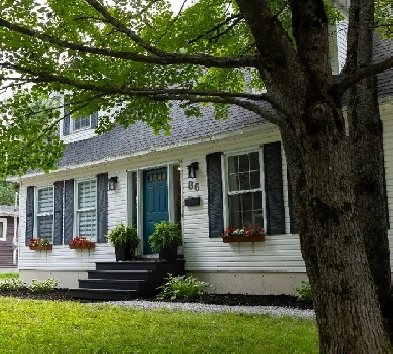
xmin=73 ymin=116 xmax=91 ymax=131
xmin=63 ymin=110 xmax=98 ymax=136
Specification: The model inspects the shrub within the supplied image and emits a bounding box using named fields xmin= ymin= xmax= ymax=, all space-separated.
xmin=0 ymin=278 xmax=25 ymax=291
xmin=29 ymin=278 xmax=60 ymax=293
xmin=0 ymin=273 xmax=19 ymax=279
xmin=157 ymin=274 xmax=210 ymax=300
xmin=294 ymin=281 xmax=312 ymax=301
xmin=107 ymin=224 xmax=140 ymax=250
xmin=148 ymin=222 xmax=182 ymax=252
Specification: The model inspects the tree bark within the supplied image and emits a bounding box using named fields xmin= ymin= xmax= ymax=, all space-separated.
xmin=345 ymin=0 xmax=393 ymax=339
xmin=280 ymin=99 xmax=391 ymax=351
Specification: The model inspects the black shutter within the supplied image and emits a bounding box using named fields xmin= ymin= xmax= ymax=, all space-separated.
xmin=264 ymin=142 xmax=285 ymax=235
xmin=64 ymin=179 xmax=74 ymax=245
xmin=287 ymin=172 xmax=299 ymax=234
xmin=53 ymin=181 xmax=64 ymax=245
xmin=63 ymin=106 xmax=70 ymax=136
xmin=91 ymin=112 xmax=98 ymax=129
xmin=97 ymin=173 xmax=108 ymax=243
xmin=207 ymin=153 xmax=224 ymax=238
xmin=25 ymin=186 xmax=35 ymax=245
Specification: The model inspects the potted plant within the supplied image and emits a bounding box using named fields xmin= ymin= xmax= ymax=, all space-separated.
xmin=148 ymin=221 xmax=182 ymax=261
xmin=69 ymin=236 xmax=95 ymax=249
xmin=107 ymin=224 xmax=140 ymax=261
xmin=222 ymin=226 xmax=265 ymax=243
xmin=29 ymin=237 xmax=52 ymax=251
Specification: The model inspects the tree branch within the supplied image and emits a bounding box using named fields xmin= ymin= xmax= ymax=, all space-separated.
xmin=188 ymin=13 xmax=243 ymax=44
xmin=157 ymin=0 xmax=188 ymax=41
xmin=84 ymin=0 xmax=166 ymax=56
xmin=333 ymin=56 xmax=393 ymax=95
xmin=156 ymin=94 xmax=288 ymax=127
xmin=0 ymin=17 xmax=257 ymax=69
xmin=0 ymin=61 xmax=289 ymax=115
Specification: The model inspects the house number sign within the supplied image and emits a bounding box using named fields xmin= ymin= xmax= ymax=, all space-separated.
xmin=188 ymin=181 xmax=200 ymax=191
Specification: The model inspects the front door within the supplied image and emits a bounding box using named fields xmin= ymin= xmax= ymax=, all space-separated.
xmin=143 ymin=168 xmax=169 ymax=254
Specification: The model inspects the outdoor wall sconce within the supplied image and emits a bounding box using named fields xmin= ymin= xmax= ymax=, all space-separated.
xmin=187 ymin=162 xmax=199 ymax=179
xmin=108 ymin=176 xmax=118 ymax=190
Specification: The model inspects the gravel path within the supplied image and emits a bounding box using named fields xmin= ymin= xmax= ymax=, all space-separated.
xmin=98 ymin=300 xmax=315 ymax=319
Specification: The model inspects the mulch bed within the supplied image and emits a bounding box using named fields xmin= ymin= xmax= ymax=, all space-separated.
xmin=0 ymin=288 xmax=313 ymax=310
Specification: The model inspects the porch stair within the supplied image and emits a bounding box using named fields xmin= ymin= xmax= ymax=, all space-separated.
xmin=69 ymin=259 xmax=185 ymax=301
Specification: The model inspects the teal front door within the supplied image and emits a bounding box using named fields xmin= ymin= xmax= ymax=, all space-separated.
xmin=143 ymin=168 xmax=169 ymax=254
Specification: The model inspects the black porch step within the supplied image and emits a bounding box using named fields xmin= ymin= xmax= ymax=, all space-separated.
xmin=95 ymin=261 xmax=159 ymax=271
xmin=88 ymin=269 xmax=153 ymax=280
xmin=69 ymin=288 xmax=139 ymax=301
xmin=78 ymin=278 xmax=148 ymax=291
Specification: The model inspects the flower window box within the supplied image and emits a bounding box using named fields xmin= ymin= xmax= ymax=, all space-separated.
xmin=29 ymin=245 xmax=53 ymax=251
xmin=222 ymin=227 xmax=266 ymax=243
xmin=69 ymin=237 xmax=95 ymax=250
xmin=29 ymin=238 xmax=52 ymax=251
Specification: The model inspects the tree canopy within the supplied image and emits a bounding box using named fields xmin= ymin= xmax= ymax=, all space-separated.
xmin=3 ymin=0 xmax=393 ymax=350
xmin=0 ymin=0 xmax=348 ymax=176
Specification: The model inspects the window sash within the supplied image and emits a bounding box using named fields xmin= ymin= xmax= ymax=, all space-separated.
xmin=224 ymin=150 xmax=265 ymax=229
xmin=76 ymin=179 xmax=97 ymax=240
xmin=36 ymin=187 xmax=54 ymax=241
xmin=73 ymin=116 xmax=91 ymax=131
xmin=0 ymin=220 xmax=5 ymax=241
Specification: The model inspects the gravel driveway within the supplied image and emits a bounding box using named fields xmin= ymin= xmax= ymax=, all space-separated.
xmin=98 ymin=300 xmax=316 ymax=319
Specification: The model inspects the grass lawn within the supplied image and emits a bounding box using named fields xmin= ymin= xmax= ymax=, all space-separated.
xmin=0 ymin=273 xmax=18 ymax=279
xmin=0 ymin=297 xmax=317 ymax=353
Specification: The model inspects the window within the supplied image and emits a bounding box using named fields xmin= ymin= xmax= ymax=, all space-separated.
xmin=36 ymin=187 xmax=54 ymax=241
xmin=226 ymin=151 xmax=263 ymax=228
xmin=73 ymin=116 xmax=91 ymax=131
xmin=76 ymin=179 xmax=97 ymax=240
xmin=0 ymin=218 xmax=7 ymax=241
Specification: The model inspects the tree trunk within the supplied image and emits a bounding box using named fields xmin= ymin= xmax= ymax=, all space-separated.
xmin=280 ymin=100 xmax=391 ymax=352
xmin=347 ymin=76 xmax=393 ymax=339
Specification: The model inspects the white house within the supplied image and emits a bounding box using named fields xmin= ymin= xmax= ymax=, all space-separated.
xmin=13 ymin=17 xmax=393 ymax=297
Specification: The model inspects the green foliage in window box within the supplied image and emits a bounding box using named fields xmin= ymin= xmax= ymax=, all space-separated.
xmin=148 ymin=222 xmax=181 ymax=252
xmin=157 ymin=274 xmax=210 ymax=300
xmin=0 ymin=278 xmax=25 ymax=291
xmin=29 ymin=278 xmax=60 ymax=293
xmin=294 ymin=281 xmax=312 ymax=301
xmin=107 ymin=224 xmax=140 ymax=249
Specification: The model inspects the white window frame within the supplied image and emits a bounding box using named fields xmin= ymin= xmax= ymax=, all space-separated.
xmin=0 ymin=218 xmax=7 ymax=241
xmin=74 ymin=178 xmax=97 ymax=241
xmin=71 ymin=115 xmax=91 ymax=133
xmin=34 ymin=186 xmax=54 ymax=241
xmin=222 ymin=148 xmax=266 ymax=229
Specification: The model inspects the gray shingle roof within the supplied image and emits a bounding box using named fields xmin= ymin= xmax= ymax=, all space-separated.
xmin=58 ymin=103 xmax=268 ymax=168
xmin=0 ymin=205 xmax=18 ymax=216
xmin=58 ymin=33 xmax=393 ymax=169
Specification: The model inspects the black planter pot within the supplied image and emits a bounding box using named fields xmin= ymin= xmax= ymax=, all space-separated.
xmin=159 ymin=243 xmax=178 ymax=261
xmin=115 ymin=242 xmax=133 ymax=261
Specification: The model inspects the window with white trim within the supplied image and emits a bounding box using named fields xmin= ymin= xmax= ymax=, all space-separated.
xmin=226 ymin=151 xmax=264 ymax=228
xmin=0 ymin=218 xmax=7 ymax=241
xmin=36 ymin=187 xmax=54 ymax=241
xmin=76 ymin=179 xmax=97 ymax=240
xmin=73 ymin=116 xmax=91 ymax=131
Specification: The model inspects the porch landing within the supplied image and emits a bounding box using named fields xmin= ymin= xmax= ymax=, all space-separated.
xmin=69 ymin=258 xmax=185 ymax=301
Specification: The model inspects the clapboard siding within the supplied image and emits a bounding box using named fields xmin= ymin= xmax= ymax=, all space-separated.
xmin=0 ymin=217 xmax=15 ymax=267
xmin=336 ymin=18 xmax=348 ymax=73
xmin=181 ymin=130 xmax=304 ymax=272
